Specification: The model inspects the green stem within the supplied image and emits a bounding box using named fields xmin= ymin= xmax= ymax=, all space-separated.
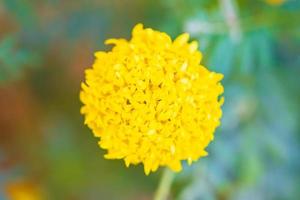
xmin=219 ymin=0 xmax=242 ymax=42
xmin=154 ymin=168 xmax=175 ymax=200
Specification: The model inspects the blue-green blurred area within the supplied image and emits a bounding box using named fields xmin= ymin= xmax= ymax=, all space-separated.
xmin=0 ymin=0 xmax=299 ymax=199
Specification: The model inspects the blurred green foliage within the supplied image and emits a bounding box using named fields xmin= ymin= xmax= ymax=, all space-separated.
xmin=0 ymin=36 xmax=38 ymax=83
xmin=0 ymin=0 xmax=299 ymax=199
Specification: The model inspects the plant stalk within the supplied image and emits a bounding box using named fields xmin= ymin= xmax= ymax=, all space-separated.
xmin=154 ymin=168 xmax=175 ymax=200
xmin=219 ymin=0 xmax=242 ymax=42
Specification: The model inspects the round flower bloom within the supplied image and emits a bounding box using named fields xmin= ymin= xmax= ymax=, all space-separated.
xmin=5 ymin=180 xmax=43 ymax=200
xmin=80 ymin=24 xmax=224 ymax=175
xmin=265 ymin=0 xmax=285 ymax=6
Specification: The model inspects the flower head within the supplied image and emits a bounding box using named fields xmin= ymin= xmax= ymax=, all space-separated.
xmin=80 ymin=24 xmax=224 ymax=175
xmin=265 ymin=0 xmax=285 ymax=6
xmin=5 ymin=180 xmax=44 ymax=200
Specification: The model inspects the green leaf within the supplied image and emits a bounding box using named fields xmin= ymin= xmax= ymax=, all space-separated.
xmin=240 ymin=36 xmax=254 ymax=74
xmin=208 ymin=36 xmax=236 ymax=78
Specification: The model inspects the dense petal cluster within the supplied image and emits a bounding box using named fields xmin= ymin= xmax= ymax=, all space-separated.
xmin=80 ymin=24 xmax=224 ymax=175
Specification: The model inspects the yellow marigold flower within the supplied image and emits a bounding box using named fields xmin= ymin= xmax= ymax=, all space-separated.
xmin=80 ymin=24 xmax=224 ymax=175
xmin=265 ymin=0 xmax=285 ymax=6
xmin=5 ymin=180 xmax=44 ymax=200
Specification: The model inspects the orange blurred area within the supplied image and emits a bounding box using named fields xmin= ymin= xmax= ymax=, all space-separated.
xmin=5 ymin=180 xmax=44 ymax=200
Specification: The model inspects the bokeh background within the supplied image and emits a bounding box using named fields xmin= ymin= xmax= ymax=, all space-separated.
xmin=0 ymin=0 xmax=300 ymax=199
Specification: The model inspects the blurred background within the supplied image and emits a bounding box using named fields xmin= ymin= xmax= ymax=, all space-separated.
xmin=0 ymin=0 xmax=299 ymax=199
